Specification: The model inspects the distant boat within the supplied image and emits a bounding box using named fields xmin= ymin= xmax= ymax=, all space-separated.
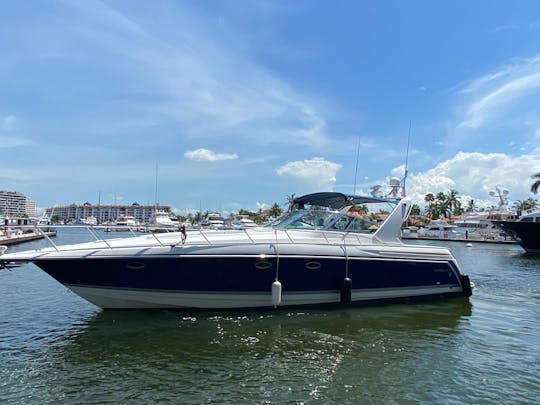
xmin=35 ymin=215 xmax=53 ymax=232
xmin=78 ymin=216 xmax=98 ymax=226
xmin=453 ymin=210 xmax=517 ymax=240
xmin=492 ymin=210 xmax=540 ymax=253
xmin=201 ymin=213 xmax=225 ymax=230
xmin=149 ymin=210 xmax=179 ymax=231
xmin=232 ymin=217 xmax=258 ymax=229
xmin=417 ymin=220 xmax=460 ymax=239
xmin=114 ymin=216 xmax=138 ymax=227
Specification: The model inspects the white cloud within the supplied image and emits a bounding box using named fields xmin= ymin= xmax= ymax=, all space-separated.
xmin=256 ymin=201 xmax=270 ymax=210
xmin=276 ymin=157 xmax=342 ymax=191
xmin=457 ymin=55 xmax=540 ymax=129
xmin=184 ymin=148 xmax=238 ymax=162
xmin=59 ymin=1 xmax=332 ymax=150
xmin=398 ymin=151 xmax=540 ymax=207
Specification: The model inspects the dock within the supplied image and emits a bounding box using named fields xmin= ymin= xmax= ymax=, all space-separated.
xmin=0 ymin=231 xmax=57 ymax=246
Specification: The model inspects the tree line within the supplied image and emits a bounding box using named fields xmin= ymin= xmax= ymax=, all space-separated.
xmin=178 ymin=173 xmax=540 ymax=224
xmin=413 ymin=172 xmax=540 ymax=218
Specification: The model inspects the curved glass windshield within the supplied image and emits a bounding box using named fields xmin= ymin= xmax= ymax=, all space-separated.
xmin=272 ymin=210 xmax=336 ymax=229
xmin=272 ymin=210 xmax=378 ymax=233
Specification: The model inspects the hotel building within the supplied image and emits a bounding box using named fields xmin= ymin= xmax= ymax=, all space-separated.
xmin=0 ymin=190 xmax=28 ymax=218
xmin=44 ymin=202 xmax=172 ymax=224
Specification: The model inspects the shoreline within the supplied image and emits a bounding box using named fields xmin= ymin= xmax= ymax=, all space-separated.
xmin=0 ymin=231 xmax=57 ymax=246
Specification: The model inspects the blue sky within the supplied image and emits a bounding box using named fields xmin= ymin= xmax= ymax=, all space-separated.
xmin=1 ymin=0 xmax=540 ymax=215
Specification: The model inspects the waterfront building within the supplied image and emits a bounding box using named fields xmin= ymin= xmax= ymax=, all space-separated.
xmin=44 ymin=202 xmax=172 ymax=224
xmin=0 ymin=190 xmax=27 ymax=218
xmin=25 ymin=199 xmax=36 ymax=218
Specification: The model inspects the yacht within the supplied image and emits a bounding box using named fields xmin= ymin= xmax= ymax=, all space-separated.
xmin=0 ymin=192 xmax=472 ymax=309
xmin=417 ymin=220 xmax=460 ymax=239
xmin=492 ymin=210 xmax=540 ymax=253
xmin=201 ymin=213 xmax=225 ymax=230
xmin=78 ymin=216 xmax=98 ymax=226
xmin=149 ymin=210 xmax=180 ymax=231
xmin=115 ymin=215 xmax=138 ymax=227
xmin=232 ymin=217 xmax=258 ymax=229
xmin=453 ymin=211 xmax=517 ymax=240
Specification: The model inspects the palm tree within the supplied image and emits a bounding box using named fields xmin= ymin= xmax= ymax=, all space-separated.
xmin=410 ymin=204 xmax=421 ymax=216
xmin=424 ymin=193 xmax=436 ymax=218
xmin=269 ymin=203 xmax=283 ymax=218
xmin=349 ymin=204 xmax=368 ymax=214
xmin=435 ymin=192 xmax=451 ymax=218
xmin=445 ymin=189 xmax=461 ymax=215
xmin=513 ymin=198 xmax=538 ymax=212
xmin=466 ymin=199 xmax=476 ymax=213
xmin=527 ymin=198 xmax=539 ymax=210
xmin=424 ymin=193 xmax=435 ymax=204
xmin=531 ymin=173 xmax=540 ymax=194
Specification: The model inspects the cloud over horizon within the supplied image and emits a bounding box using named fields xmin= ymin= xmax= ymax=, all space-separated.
xmin=184 ymin=148 xmax=239 ymax=162
xmin=276 ymin=157 xmax=342 ymax=193
xmin=397 ymin=150 xmax=540 ymax=208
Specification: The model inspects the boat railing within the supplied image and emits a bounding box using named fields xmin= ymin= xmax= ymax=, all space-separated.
xmin=0 ymin=223 xmax=375 ymax=256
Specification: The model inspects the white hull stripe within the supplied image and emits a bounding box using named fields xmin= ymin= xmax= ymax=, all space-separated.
xmin=66 ymin=284 xmax=463 ymax=309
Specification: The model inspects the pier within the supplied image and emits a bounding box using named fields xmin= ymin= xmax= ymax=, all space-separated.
xmin=0 ymin=231 xmax=57 ymax=246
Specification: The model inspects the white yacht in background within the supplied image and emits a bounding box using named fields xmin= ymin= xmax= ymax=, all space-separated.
xmin=232 ymin=217 xmax=258 ymax=229
xmin=417 ymin=219 xmax=460 ymax=239
xmin=453 ymin=210 xmax=517 ymax=240
xmin=78 ymin=216 xmax=98 ymax=226
xmin=149 ymin=210 xmax=180 ymax=231
xmin=202 ymin=213 xmax=225 ymax=230
xmin=115 ymin=216 xmax=138 ymax=227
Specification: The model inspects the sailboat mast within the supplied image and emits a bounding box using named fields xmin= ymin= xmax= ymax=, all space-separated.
xmin=154 ymin=164 xmax=159 ymax=210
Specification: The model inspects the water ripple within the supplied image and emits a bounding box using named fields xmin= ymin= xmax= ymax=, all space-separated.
xmin=1 ymin=231 xmax=539 ymax=403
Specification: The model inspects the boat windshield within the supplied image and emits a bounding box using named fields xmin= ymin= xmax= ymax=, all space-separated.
xmin=271 ymin=210 xmax=378 ymax=233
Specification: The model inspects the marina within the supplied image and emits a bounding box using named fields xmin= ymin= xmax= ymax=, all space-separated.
xmin=402 ymin=233 xmax=517 ymax=245
xmin=0 ymin=227 xmax=538 ymax=403
xmin=1 ymin=3 xmax=540 ymax=402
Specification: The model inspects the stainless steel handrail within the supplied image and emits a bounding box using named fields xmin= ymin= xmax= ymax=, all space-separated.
xmin=2 ymin=224 xmax=371 ymax=255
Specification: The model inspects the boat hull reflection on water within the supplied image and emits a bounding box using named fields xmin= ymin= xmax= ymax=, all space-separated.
xmin=0 ymin=192 xmax=472 ymax=309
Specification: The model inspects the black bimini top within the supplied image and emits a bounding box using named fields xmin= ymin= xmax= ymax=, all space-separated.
xmin=293 ymin=192 xmax=391 ymax=210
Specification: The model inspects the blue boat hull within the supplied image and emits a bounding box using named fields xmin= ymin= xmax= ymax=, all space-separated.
xmin=34 ymin=254 xmax=470 ymax=309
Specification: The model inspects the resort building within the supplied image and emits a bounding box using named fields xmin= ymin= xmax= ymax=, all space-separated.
xmin=25 ymin=199 xmax=36 ymax=218
xmin=0 ymin=190 xmax=28 ymax=218
xmin=44 ymin=202 xmax=172 ymax=224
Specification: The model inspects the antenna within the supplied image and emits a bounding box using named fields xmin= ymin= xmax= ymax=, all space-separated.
xmin=401 ymin=121 xmax=412 ymax=197
xmin=154 ymin=164 xmax=159 ymax=209
xmin=353 ymin=136 xmax=361 ymax=195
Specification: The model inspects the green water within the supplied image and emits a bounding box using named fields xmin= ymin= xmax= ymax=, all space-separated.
xmin=1 ymin=229 xmax=539 ymax=404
